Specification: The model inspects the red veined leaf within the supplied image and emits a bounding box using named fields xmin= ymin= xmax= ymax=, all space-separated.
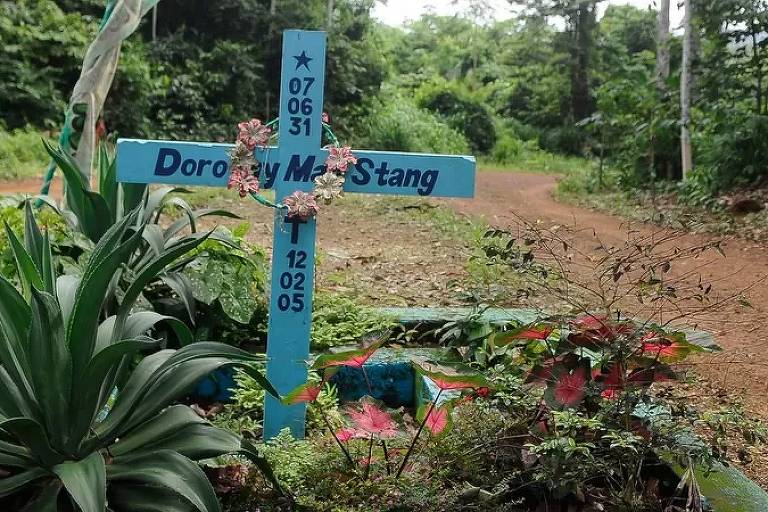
xmin=281 ymin=383 xmax=322 ymax=405
xmin=492 ymin=323 xmax=555 ymax=346
xmin=601 ymin=389 xmax=621 ymax=399
xmin=596 ymin=361 xmax=625 ymax=392
xmin=311 ymin=337 xmax=386 ymax=370
xmin=336 ymin=427 xmax=364 ymax=442
xmin=413 ymin=361 xmax=490 ymax=391
xmin=639 ymin=331 xmax=701 ymax=363
xmin=544 ymin=362 xmax=589 ymax=409
xmin=627 ymin=361 xmax=677 ymax=385
xmin=568 ymin=315 xmax=635 ymax=347
xmin=417 ymin=401 xmax=454 ymax=436
xmin=346 ymin=399 xmax=399 ymax=439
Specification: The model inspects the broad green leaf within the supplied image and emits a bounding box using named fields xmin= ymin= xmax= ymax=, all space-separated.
xmin=98 ymin=143 xmax=118 ymax=224
xmin=4 ymin=221 xmax=43 ymax=297
xmin=95 ymin=350 xmax=175 ymax=441
xmin=0 ymin=275 xmax=33 ymax=387
xmin=0 ymin=418 xmax=62 ymax=467
xmin=21 ymin=480 xmax=62 ymax=512
xmin=56 ymin=275 xmax=80 ymax=328
xmin=97 ymin=312 xmax=193 ymax=353
xmin=23 ymin=201 xmax=44 ymax=274
xmin=69 ymin=338 xmax=159 ymax=449
xmin=53 ymin=451 xmax=106 ymax=512
xmin=160 ymin=272 xmax=196 ymax=324
xmin=164 ymin=209 xmax=241 ymax=239
xmin=0 ymin=467 xmax=48 ymax=498
xmin=108 ymin=483 xmax=197 ymax=512
xmin=107 ymin=450 xmax=221 ymax=512
xmin=40 ymin=231 xmax=56 ymax=294
xmin=113 ymin=406 xmax=239 ymax=460
xmin=121 ymin=183 xmax=147 ymax=220
xmin=29 ymin=289 xmax=72 ymax=444
xmin=44 ymin=140 xmax=113 ymax=242
xmin=66 ymin=211 xmax=144 ymax=375
xmin=119 ymin=232 xmax=210 ymax=313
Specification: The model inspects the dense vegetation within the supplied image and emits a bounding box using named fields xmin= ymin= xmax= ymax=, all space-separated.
xmin=2 ymin=0 xmax=766 ymax=201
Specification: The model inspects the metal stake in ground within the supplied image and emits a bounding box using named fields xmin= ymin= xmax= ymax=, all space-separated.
xmin=115 ymin=29 xmax=477 ymax=439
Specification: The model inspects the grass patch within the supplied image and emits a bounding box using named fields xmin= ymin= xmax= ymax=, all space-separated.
xmin=0 ymin=127 xmax=53 ymax=180
xmin=479 ymin=151 xmax=591 ymax=175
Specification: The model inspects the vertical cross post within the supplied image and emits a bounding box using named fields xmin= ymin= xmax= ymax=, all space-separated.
xmin=263 ymin=31 xmax=327 ymax=439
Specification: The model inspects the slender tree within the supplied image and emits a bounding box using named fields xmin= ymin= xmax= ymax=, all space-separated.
xmin=680 ymin=0 xmax=694 ymax=179
xmin=655 ymin=0 xmax=670 ymax=92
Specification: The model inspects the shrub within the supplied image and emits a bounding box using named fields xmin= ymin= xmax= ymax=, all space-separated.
xmin=699 ymin=114 xmax=768 ymax=192
xmin=539 ymin=125 xmax=587 ymax=156
xmin=310 ymin=293 xmax=397 ymax=350
xmin=490 ymin=133 xmax=526 ymax=163
xmin=416 ymin=82 xmax=497 ymax=154
xmin=0 ymin=0 xmax=94 ymax=130
xmin=352 ymin=89 xmax=470 ymax=155
xmin=0 ymin=127 xmax=53 ymax=180
xmin=0 ymin=205 xmax=279 ymax=511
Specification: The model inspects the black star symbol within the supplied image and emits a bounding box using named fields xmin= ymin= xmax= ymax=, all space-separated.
xmin=293 ymin=51 xmax=313 ymax=71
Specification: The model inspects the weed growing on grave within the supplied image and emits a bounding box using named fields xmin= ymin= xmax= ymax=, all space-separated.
xmin=310 ymin=293 xmax=398 ymax=350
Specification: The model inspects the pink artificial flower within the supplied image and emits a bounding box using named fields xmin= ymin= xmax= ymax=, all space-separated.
xmin=325 ymin=145 xmax=358 ymax=174
xmin=347 ymin=402 xmax=399 ymax=439
xmin=237 ymin=118 xmax=271 ymax=150
xmin=283 ymin=191 xmax=320 ymax=220
xmin=227 ymin=166 xmax=260 ymax=198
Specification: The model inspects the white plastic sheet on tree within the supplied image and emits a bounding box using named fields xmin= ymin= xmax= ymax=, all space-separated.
xmin=41 ymin=0 xmax=161 ymax=194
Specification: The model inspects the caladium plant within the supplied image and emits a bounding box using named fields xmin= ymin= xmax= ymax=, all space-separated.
xmin=284 ymin=345 xmax=492 ymax=481
xmin=0 ymin=206 xmax=281 ymax=511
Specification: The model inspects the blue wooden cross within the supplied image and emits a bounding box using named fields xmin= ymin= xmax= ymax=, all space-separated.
xmin=116 ymin=30 xmax=476 ymax=439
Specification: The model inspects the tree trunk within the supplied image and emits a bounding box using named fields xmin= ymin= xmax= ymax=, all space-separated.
xmin=570 ymin=2 xmax=595 ymax=121
xmin=680 ymin=0 xmax=694 ymax=180
xmin=327 ymin=0 xmax=334 ymax=28
xmin=655 ymin=0 xmax=670 ymax=93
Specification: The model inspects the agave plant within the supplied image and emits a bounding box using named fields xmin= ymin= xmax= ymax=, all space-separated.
xmin=0 ymin=205 xmax=279 ymax=511
xmin=41 ymin=141 xmax=241 ymax=323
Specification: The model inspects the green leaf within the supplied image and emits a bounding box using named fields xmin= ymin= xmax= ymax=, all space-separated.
xmin=119 ymin=232 xmax=210 ymax=313
xmin=97 ymin=312 xmax=193 ymax=353
xmin=23 ymin=201 xmax=44 ymax=274
xmin=21 ymin=481 xmax=62 ymax=512
xmin=121 ymin=182 xmax=147 ymax=219
xmin=29 ymin=289 xmax=72 ymax=444
xmin=66 ymin=211 xmax=144 ymax=375
xmin=164 ymin=209 xmax=242 ymax=239
xmin=43 ymin=140 xmax=113 ymax=243
xmin=107 ymin=450 xmax=221 ymax=512
xmin=53 ymin=451 xmax=106 ymax=512
xmin=113 ymin=405 xmax=239 ymax=460
xmin=0 ymin=418 xmax=62 ymax=467
xmin=4 ymin=221 xmax=43 ymax=297
xmin=240 ymin=438 xmax=285 ymax=496
xmin=98 ymin=142 xmax=118 ymax=224
xmin=69 ymin=338 xmax=159 ymax=449
xmin=0 ymin=274 xmax=33 ymax=387
xmin=160 ymin=272 xmax=196 ymax=324
xmin=0 ymin=467 xmax=48 ymax=498
xmin=108 ymin=483 xmax=197 ymax=512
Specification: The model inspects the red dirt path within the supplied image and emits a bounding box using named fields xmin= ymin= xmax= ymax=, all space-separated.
xmin=447 ymin=170 xmax=768 ymax=415
xmin=5 ymin=173 xmax=768 ymax=414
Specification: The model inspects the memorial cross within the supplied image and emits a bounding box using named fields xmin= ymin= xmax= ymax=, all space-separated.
xmin=116 ymin=30 xmax=476 ymax=439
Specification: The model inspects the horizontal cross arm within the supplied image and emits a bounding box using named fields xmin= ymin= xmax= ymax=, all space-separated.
xmin=116 ymin=139 xmax=476 ymax=198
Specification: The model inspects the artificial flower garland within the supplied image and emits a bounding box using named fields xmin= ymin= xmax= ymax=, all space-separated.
xmin=226 ymin=115 xmax=357 ymax=221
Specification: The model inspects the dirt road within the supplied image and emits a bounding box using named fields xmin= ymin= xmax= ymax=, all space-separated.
xmin=5 ymin=172 xmax=768 ymax=414
xmin=448 ymin=170 xmax=768 ymax=415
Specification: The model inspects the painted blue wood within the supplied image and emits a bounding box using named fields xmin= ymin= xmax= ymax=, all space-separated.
xmin=115 ymin=140 xmax=476 ymax=198
xmin=114 ymin=29 xmax=478 ymax=440
xmin=262 ymin=30 xmax=327 ymax=439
